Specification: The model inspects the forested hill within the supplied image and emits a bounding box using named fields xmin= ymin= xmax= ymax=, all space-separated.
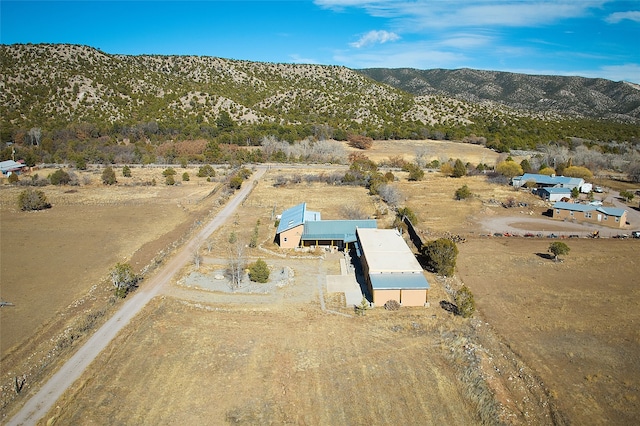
xmin=1 ymin=43 xmax=639 ymax=153
xmin=358 ymin=67 xmax=640 ymax=123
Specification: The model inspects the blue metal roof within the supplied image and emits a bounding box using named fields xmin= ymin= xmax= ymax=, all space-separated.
xmin=301 ymin=220 xmax=377 ymax=243
xmin=516 ymin=173 xmax=583 ymax=187
xmin=0 ymin=160 xmax=26 ymax=173
xmin=370 ymin=273 xmax=430 ymax=290
xmin=553 ymin=202 xmax=626 ymax=217
xmin=597 ymin=207 xmax=626 ymax=217
xmin=553 ymin=201 xmax=595 ymax=212
xmin=542 ymin=187 xmax=572 ymax=194
xmin=276 ymin=203 xmax=306 ymax=234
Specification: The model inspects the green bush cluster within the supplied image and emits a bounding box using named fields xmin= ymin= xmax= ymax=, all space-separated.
xmin=18 ymin=188 xmax=51 ymax=211
xmin=248 ymin=259 xmax=269 ymax=283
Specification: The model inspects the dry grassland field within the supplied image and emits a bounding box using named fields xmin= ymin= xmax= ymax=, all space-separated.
xmin=1 ymin=140 xmax=639 ymax=425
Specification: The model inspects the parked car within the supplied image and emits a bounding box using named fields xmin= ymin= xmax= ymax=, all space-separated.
xmin=632 ymin=231 xmax=640 ymax=239
xmin=594 ymin=186 xmax=604 ymax=193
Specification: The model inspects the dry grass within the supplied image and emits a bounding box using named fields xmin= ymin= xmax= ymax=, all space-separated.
xmin=2 ymin=140 xmax=638 ymax=425
xmin=457 ymin=238 xmax=640 ymax=424
xmin=40 ymin=297 xmax=486 ymax=425
xmin=343 ymin=139 xmax=502 ymax=165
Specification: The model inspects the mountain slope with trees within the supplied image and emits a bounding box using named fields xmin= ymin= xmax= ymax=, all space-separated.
xmin=358 ymin=67 xmax=640 ymax=123
xmin=1 ymin=43 xmax=639 ymax=163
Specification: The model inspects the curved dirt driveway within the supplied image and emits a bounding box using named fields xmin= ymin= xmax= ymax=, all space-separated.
xmin=480 ymin=190 xmax=639 ymax=238
xmin=480 ymin=216 xmax=604 ymax=237
xmin=7 ymin=167 xmax=266 ymax=426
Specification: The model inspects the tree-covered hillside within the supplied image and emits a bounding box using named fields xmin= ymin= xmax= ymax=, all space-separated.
xmin=1 ymin=43 xmax=639 ymax=165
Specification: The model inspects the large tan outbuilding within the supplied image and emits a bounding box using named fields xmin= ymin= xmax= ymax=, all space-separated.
xmin=356 ymin=228 xmax=429 ymax=307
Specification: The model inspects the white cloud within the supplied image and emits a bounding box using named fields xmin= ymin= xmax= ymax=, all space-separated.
xmin=605 ymin=11 xmax=640 ymax=24
xmin=288 ymin=54 xmax=321 ymax=65
xmin=334 ymin=41 xmax=467 ymax=69
xmin=594 ymin=63 xmax=640 ymax=83
xmin=350 ymin=30 xmax=400 ymax=48
xmin=439 ymin=33 xmax=493 ymax=49
xmin=316 ymin=0 xmax=603 ymax=29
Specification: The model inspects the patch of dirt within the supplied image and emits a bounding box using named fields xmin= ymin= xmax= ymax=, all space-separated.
xmin=457 ymin=238 xmax=640 ymax=425
xmin=40 ymin=296 xmax=517 ymax=425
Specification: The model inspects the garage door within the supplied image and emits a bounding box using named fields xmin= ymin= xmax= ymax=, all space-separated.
xmin=374 ymin=289 xmax=401 ymax=306
xmin=401 ymin=289 xmax=427 ymax=307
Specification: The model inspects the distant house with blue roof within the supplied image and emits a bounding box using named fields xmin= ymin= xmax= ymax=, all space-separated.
xmin=552 ymin=201 xmax=628 ymax=228
xmin=275 ymin=203 xmax=377 ymax=249
xmin=512 ymin=173 xmax=585 ymax=191
xmin=0 ymin=160 xmax=27 ymax=176
xmin=538 ymin=187 xmax=572 ymax=202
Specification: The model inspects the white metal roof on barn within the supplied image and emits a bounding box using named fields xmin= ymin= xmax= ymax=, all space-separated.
xmin=356 ymin=228 xmax=424 ymax=274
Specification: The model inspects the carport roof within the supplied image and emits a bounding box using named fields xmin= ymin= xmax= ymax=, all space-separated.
xmin=370 ymin=273 xmax=430 ymax=290
xmin=301 ymin=220 xmax=377 ymax=243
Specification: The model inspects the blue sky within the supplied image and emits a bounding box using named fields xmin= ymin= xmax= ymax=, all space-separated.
xmin=1 ymin=0 xmax=639 ymax=83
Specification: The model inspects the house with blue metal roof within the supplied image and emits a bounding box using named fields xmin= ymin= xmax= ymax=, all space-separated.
xmin=552 ymin=201 xmax=628 ymax=228
xmin=275 ymin=203 xmax=377 ymax=249
xmin=538 ymin=187 xmax=572 ymax=202
xmin=276 ymin=203 xmax=321 ymax=248
xmin=0 ymin=160 xmax=27 ymax=176
xmin=513 ymin=173 xmax=585 ymax=191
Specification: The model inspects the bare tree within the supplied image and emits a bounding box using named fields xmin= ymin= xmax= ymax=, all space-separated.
xmin=341 ymin=204 xmax=368 ymax=220
xmin=27 ymin=127 xmax=42 ymax=146
xmin=227 ymin=241 xmax=245 ymax=291
xmin=415 ymin=146 xmax=430 ymax=168
xmin=193 ymin=248 xmax=202 ymax=270
xmin=378 ymin=184 xmax=403 ymax=207
xmin=206 ymin=239 xmax=214 ymax=253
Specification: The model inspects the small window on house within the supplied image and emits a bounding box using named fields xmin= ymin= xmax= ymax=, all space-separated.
xmin=604 ymin=215 xmax=608 ymax=220
xmin=570 ymin=211 xmax=574 ymax=216
xmin=284 ymin=237 xmax=288 ymax=242
xmin=615 ymin=217 xmax=619 ymax=222
xmin=585 ymin=212 xmax=591 ymax=218
xmin=556 ymin=209 xmax=560 ymax=215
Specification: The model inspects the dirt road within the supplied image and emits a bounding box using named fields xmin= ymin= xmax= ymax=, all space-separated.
xmin=7 ymin=167 xmax=267 ymax=426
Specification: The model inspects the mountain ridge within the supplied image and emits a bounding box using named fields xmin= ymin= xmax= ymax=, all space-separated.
xmin=358 ymin=67 xmax=640 ymax=123
xmin=1 ymin=43 xmax=639 ymax=152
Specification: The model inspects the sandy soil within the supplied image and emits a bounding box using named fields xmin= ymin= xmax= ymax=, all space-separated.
xmin=457 ymin=238 xmax=640 ymax=425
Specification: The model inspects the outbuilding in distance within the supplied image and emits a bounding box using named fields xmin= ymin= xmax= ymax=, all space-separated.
xmin=355 ymin=228 xmax=430 ymax=307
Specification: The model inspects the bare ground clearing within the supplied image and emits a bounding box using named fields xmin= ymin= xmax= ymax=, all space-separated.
xmin=457 ymin=238 xmax=640 ymax=425
xmin=343 ymin=139 xmax=502 ymax=165
xmin=42 ymin=296 xmax=551 ymax=425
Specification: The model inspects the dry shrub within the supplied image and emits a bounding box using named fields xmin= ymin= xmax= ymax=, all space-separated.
xmin=347 ymin=134 xmax=373 ymax=150
xmin=384 ymin=300 xmax=401 ymax=311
